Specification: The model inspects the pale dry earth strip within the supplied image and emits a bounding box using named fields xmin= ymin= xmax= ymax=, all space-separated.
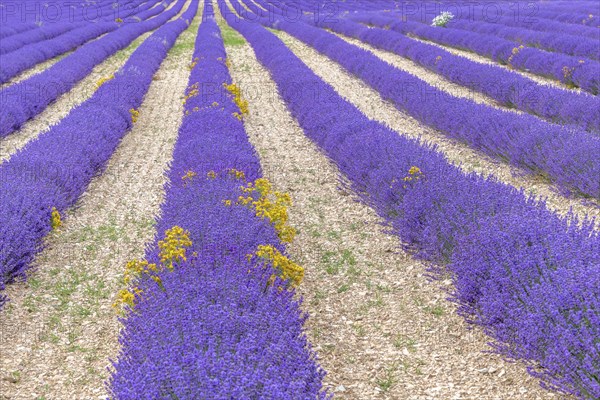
xmin=327 ymin=30 xmax=523 ymax=112
xmin=0 ymin=1 xmax=182 ymax=90
xmin=274 ymin=29 xmax=599 ymax=225
xmin=220 ymin=15 xmax=562 ymax=400
xmin=0 ymin=48 xmax=77 ymax=90
xmin=408 ymin=35 xmax=583 ymax=92
xmin=0 ymin=0 xmax=186 ymax=163
xmin=0 ymin=33 xmax=148 ymax=163
xmin=0 ymin=5 xmax=199 ymax=399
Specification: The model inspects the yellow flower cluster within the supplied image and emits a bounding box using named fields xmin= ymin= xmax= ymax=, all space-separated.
xmin=158 ymin=226 xmax=193 ymax=269
xmin=51 ymin=207 xmax=62 ymax=230
xmin=435 ymin=55 xmax=442 ymax=65
xmin=188 ymin=57 xmax=199 ymax=70
xmin=582 ymin=14 xmax=594 ymax=24
xmin=249 ymin=244 xmax=304 ymax=287
xmin=129 ymin=108 xmax=140 ymax=123
xmin=223 ymin=83 xmax=249 ymax=120
xmin=95 ymin=74 xmax=114 ymax=89
xmin=183 ymin=82 xmax=199 ymax=105
xmin=115 ymin=17 xmax=123 ymax=23
xmin=507 ymin=45 xmax=524 ymax=68
xmin=390 ymin=166 xmax=424 ymax=189
xmin=182 ymin=170 xmax=197 ymax=185
xmin=238 ymin=178 xmax=296 ymax=243
xmin=228 ymin=168 xmax=246 ymax=180
xmin=113 ymin=226 xmax=192 ymax=312
xmin=217 ymin=57 xmax=231 ymax=69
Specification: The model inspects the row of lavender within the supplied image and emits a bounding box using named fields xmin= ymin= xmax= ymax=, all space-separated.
xmin=244 ymin=0 xmax=600 ymax=200
xmin=222 ymin=1 xmax=599 ymax=398
xmin=303 ymin=11 xmax=600 ymax=133
xmin=0 ymin=0 xmax=162 ymax=55
xmin=0 ymin=0 xmax=129 ymax=37
xmin=0 ymin=0 xmax=182 ymax=138
xmin=0 ymin=0 xmax=174 ymax=84
xmin=444 ymin=18 xmax=599 ymax=61
xmin=0 ymin=0 xmax=194 ymax=308
xmin=350 ymin=0 xmax=600 ymax=33
xmin=108 ymin=4 xmax=327 ymax=397
xmin=366 ymin=0 xmax=600 ymax=60
xmin=0 ymin=0 xmax=139 ymax=24
xmin=349 ymin=12 xmax=600 ymax=95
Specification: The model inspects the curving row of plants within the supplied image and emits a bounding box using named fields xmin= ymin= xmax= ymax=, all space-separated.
xmin=0 ymin=0 xmax=198 ymax=308
xmin=245 ymin=0 xmax=600 ymax=200
xmin=309 ymin=15 xmax=600 ymax=133
xmin=445 ymin=18 xmax=600 ymax=61
xmin=0 ymin=0 xmax=163 ymax=55
xmin=0 ymin=0 xmax=184 ymax=138
xmin=0 ymin=0 xmax=171 ymax=84
xmin=221 ymin=1 xmax=599 ymax=398
xmin=108 ymin=4 xmax=327 ymax=398
xmin=350 ymin=13 xmax=600 ymax=95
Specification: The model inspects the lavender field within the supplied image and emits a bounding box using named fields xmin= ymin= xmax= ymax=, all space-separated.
xmin=0 ymin=0 xmax=598 ymax=399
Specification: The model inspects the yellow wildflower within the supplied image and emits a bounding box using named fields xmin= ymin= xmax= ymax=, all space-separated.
xmin=250 ymin=244 xmax=304 ymax=287
xmin=51 ymin=207 xmax=61 ymax=230
xmin=182 ymin=170 xmax=197 ymax=185
xmin=95 ymin=74 xmax=114 ymax=89
xmin=223 ymin=83 xmax=249 ymax=118
xmin=237 ymin=178 xmax=296 ymax=243
xmin=158 ymin=226 xmax=192 ymax=269
xmin=129 ymin=108 xmax=140 ymax=123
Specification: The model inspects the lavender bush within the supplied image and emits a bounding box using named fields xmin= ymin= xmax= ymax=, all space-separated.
xmin=220 ymin=2 xmax=599 ymax=397
xmin=0 ymin=0 xmax=182 ymax=138
xmin=350 ymin=13 xmax=600 ymax=94
xmin=108 ymin=5 xmax=328 ymax=397
xmin=0 ymin=0 xmax=197 ymax=308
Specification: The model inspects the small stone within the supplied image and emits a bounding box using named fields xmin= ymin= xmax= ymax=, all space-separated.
xmin=335 ymin=385 xmax=346 ymax=392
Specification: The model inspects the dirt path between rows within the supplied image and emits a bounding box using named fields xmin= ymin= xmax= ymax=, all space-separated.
xmin=409 ymin=35 xmax=583 ymax=93
xmin=0 ymin=4 xmax=198 ymax=398
xmin=220 ymin=10 xmax=561 ymax=399
xmin=0 ymin=0 xmax=184 ymax=163
xmin=274 ymin=29 xmax=599 ymax=226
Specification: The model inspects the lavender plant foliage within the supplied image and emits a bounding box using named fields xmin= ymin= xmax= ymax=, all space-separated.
xmin=1 ymin=22 xmax=86 ymax=55
xmin=356 ymin=2 xmax=600 ymax=39
xmin=0 ymin=0 xmax=153 ymax=84
xmin=445 ymin=19 xmax=600 ymax=61
xmin=310 ymin=16 xmax=600 ymax=133
xmin=0 ymin=0 xmax=182 ymax=138
xmin=253 ymin=6 xmax=600 ymax=199
xmin=350 ymin=13 xmax=600 ymax=95
xmin=0 ymin=0 xmax=164 ymax=54
xmin=456 ymin=12 xmax=600 ymax=40
xmin=221 ymin=2 xmax=599 ymax=397
xmin=108 ymin=7 xmax=328 ymax=397
xmin=0 ymin=0 xmax=198 ymax=308
xmin=0 ymin=23 xmax=39 ymax=40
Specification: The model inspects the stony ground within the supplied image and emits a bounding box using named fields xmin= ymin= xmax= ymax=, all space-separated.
xmin=218 ymin=7 xmax=566 ymax=399
xmin=0 ymin=2 xmax=590 ymax=399
xmin=0 ymin=3 xmax=197 ymax=398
